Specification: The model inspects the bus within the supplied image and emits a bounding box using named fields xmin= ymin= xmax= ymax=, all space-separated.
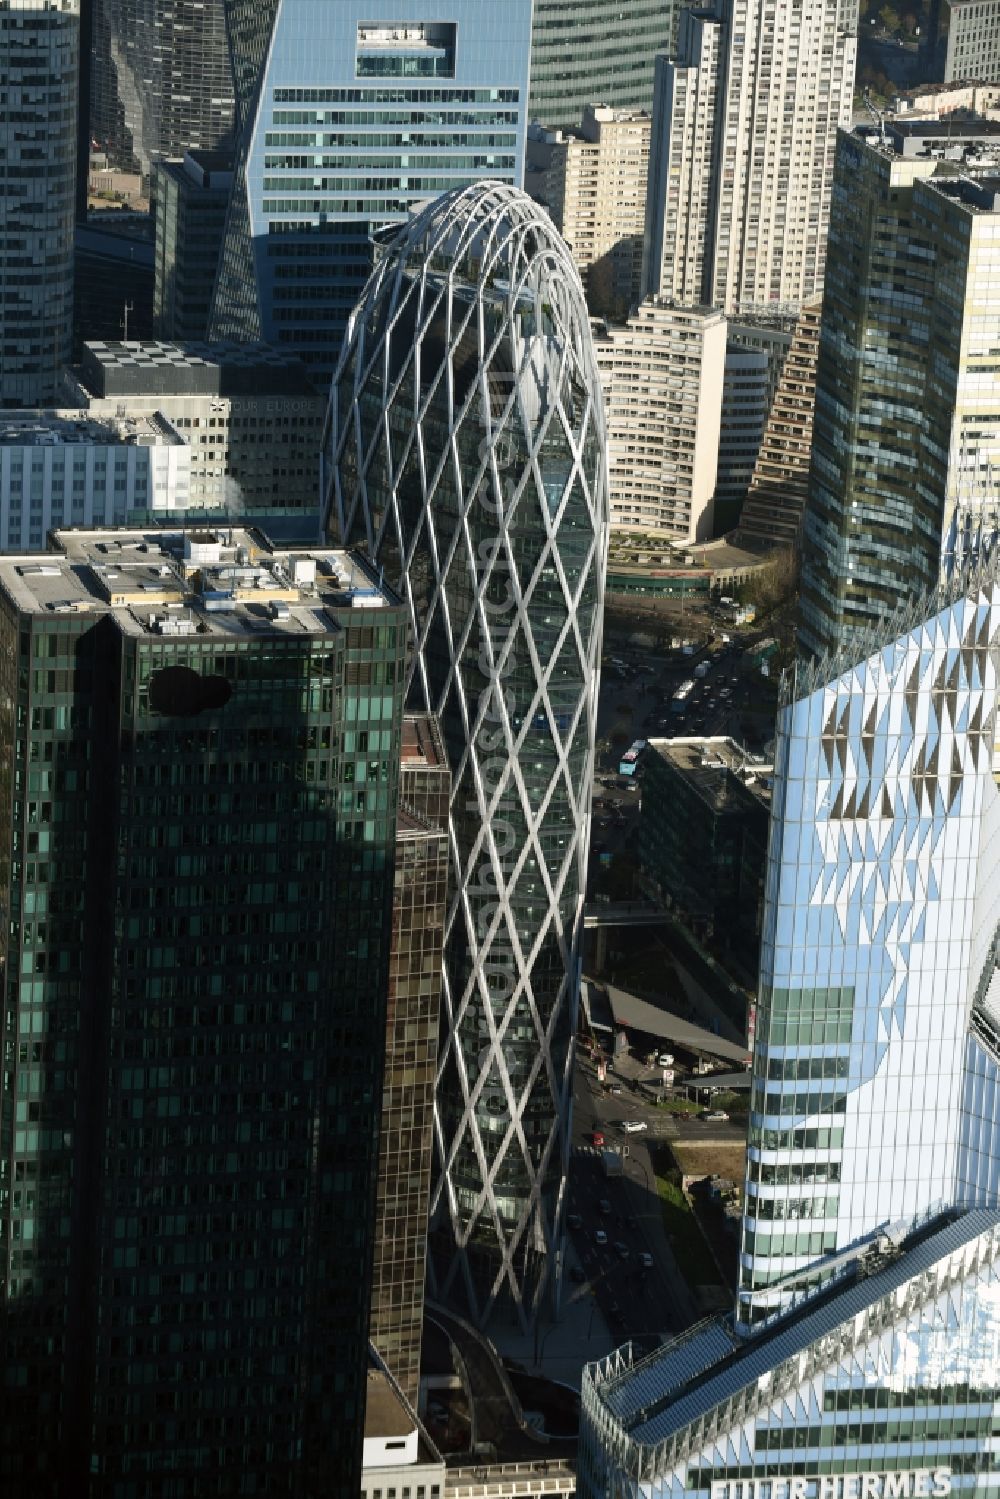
xmin=619 ymin=739 xmax=646 ymax=777
xmin=671 ymin=679 xmax=696 ymax=713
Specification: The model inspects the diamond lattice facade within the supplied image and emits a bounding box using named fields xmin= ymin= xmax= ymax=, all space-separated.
xmin=325 ymin=182 xmax=608 ymax=1327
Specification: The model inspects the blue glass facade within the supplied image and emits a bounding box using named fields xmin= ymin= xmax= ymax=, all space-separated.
xmin=209 ymin=2 xmax=531 ymax=384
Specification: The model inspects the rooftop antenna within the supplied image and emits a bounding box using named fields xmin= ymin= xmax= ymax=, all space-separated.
xmin=122 ymin=300 xmax=134 ymax=342
xmin=862 ymin=87 xmax=890 ymax=149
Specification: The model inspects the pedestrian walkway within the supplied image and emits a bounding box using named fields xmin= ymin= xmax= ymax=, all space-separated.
xmin=489 ymin=1242 xmax=618 ymax=1391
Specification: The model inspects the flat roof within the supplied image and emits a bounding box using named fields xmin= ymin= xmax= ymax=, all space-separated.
xmin=77 ymin=341 xmax=320 ymax=399
xmin=364 ymin=1370 xmax=414 ymax=1441
xmin=401 ymin=712 xmax=446 ymax=769
xmin=0 ymin=527 xmax=398 ymax=642
xmin=0 ymin=410 xmax=182 ymax=447
xmin=647 ymin=736 xmax=773 ymax=811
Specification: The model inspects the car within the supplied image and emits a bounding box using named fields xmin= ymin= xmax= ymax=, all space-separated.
xmin=599 ymin=1198 xmax=612 ymax=1215
xmin=703 ymin=1109 xmax=730 ymax=1123
xmin=622 ymin=1119 xmax=648 ymax=1133
xmin=607 ymin=1084 xmax=623 ymax=1096
xmin=639 ymin=1251 xmax=654 ymax=1268
xmin=595 ymin=1228 xmax=608 ymax=1246
xmin=657 ymin=1053 xmax=675 ymax=1067
xmin=614 ymin=1241 xmax=629 ymax=1259
xmin=568 ymin=1212 xmax=583 ymax=1230
xmin=590 ymin=1129 xmax=605 ymax=1147
xmin=569 ymin=1265 xmax=587 ymax=1283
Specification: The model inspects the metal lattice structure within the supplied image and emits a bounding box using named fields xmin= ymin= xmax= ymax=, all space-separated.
xmin=324 ymin=182 xmax=608 ymax=1328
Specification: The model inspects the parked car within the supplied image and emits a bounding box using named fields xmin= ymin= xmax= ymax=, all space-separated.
xmin=595 ymin=1228 xmax=608 ymax=1246
xmin=703 ymin=1109 xmax=730 ymax=1123
xmin=568 ymin=1212 xmax=583 ymax=1230
xmin=657 ymin=1053 xmax=675 ymax=1067
xmin=614 ymin=1241 xmax=630 ymax=1259
xmin=591 ymin=1129 xmax=605 ymax=1147
xmin=622 ymin=1119 xmax=648 ymax=1133
xmin=599 ymin=1198 xmax=612 ymax=1215
xmin=639 ymin=1251 xmax=654 ymax=1269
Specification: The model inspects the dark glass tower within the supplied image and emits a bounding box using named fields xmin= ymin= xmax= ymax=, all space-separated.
xmin=0 ymin=526 xmax=407 ymax=1497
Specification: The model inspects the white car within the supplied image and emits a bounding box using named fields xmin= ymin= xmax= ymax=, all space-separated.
xmin=622 ymin=1119 xmax=648 ymax=1134
xmin=657 ymin=1053 xmax=674 ymax=1067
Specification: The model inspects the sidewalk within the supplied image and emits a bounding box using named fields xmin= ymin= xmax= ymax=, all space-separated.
xmin=489 ymin=1242 xmax=618 ymax=1390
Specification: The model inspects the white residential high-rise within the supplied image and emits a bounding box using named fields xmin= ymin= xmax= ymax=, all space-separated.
xmin=645 ymin=0 xmax=858 ymax=314
xmin=526 ymin=106 xmax=651 ymax=315
xmin=0 ymin=0 xmax=78 ymax=407
xmin=594 ymin=297 xmax=727 ymax=541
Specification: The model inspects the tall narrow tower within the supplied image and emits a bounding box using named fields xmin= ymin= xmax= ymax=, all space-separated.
xmin=0 ymin=0 xmax=78 ymax=407
xmin=326 ymin=183 xmax=609 ymax=1328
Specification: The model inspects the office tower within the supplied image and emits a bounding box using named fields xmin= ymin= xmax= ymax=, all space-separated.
xmin=737 ymin=297 xmax=822 ymax=551
xmin=153 ymin=152 xmax=233 ymax=342
xmin=0 ymin=525 xmax=407 ymax=1497
xmin=89 ymin=0 xmax=234 ymax=178
xmin=0 ymin=409 xmax=189 ymax=548
xmin=526 ymin=106 xmax=651 ymax=316
xmin=713 ymin=317 xmax=793 ymax=534
xmin=594 ymin=298 xmax=726 ymax=541
xmin=371 ymin=714 xmax=449 ymax=1406
xmin=326 ymin=183 xmax=608 ymax=1328
xmin=644 ymin=0 xmax=858 ymax=314
xmin=0 ymin=0 xmax=78 ymax=408
xmin=932 ymin=0 xmax=1000 ymax=83
xmin=528 ymin=1 xmax=679 ymax=132
xmin=65 ymin=340 xmax=324 ymax=533
xmin=799 ymin=126 xmax=1000 ymax=660
xmin=210 ymin=9 xmax=532 ymax=387
xmin=578 ymin=563 xmax=1000 ymax=1495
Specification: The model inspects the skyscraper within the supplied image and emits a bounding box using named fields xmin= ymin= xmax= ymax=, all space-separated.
xmin=210 ymin=6 xmax=532 ymax=385
xmin=799 ymin=126 xmax=1000 ymax=659
xmin=644 ymin=0 xmax=858 ymax=314
xmin=153 ymin=151 xmax=233 ymax=343
xmin=371 ymin=714 xmax=449 ymax=1406
xmin=0 ymin=526 xmax=407 ymax=1496
xmin=326 ymin=183 xmax=608 ymax=1328
xmin=89 ymin=0 xmax=235 ymax=178
xmin=0 ymin=0 xmax=78 ymax=408
xmin=578 ymin=561 xmax=1000 ymax=1495
xmin=528 ymin=1 xmax=680 ymax=132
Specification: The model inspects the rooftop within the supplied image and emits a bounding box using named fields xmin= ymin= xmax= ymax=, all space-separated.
xmin=647 ymin=736 xmax=773 ymax=811
xmin=0 ymin=410 xmax=182 ymax=448
xmin=77 ymin=341 xmax=320 ymax=399
xmin=363 ymin=1370 xmax=414 ymax=1441
xmin=589 ymin=1208 xmax=1000 ymax=1455
xmin=400 ymin=712 xmax=446 ymax=770
xmin=0 ymin=527 xmax=398 ymax=641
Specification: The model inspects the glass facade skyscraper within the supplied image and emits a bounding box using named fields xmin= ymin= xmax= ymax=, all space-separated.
xmin=326 ymin=182 xmax=608 ymax=1328
xmin=0 ymin=527 xmax=407 ymax=1497
xmin=579 ymin=562 xmax=1000 ymax=1495
xmin=0 ymin=0 xmax=78 ymax=408
xmin=209 ymin=3 xmax=532 ymax=386
xmin=89 ymin=0 xmax=235 ymax=177
xmin=799 ymin=127 xmax=1000 ymax=660
xmin=528 ymin=1 xmax=680 ymax=133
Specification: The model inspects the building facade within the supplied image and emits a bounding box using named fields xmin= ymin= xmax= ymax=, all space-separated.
xmin=0 ymin=409 xmax=189 ymax=549
xmin=0 ymin=526 xmax=407 ymax=1496
xmin=89 ymin=0 xmax=234 ymax=178
xmin=371 ymin=714 xmax=449 ymax=1406
xmin=579 ymin=564 xmax=1000 ymax=1495
xmin=526 ymin=106 xmax=651 ymax=317
xmin=66 ymin=339 xmax=323 ymax=533
xmin=737 ymin=298 xmax=822 ymax=552
xmin=153 ymin=151 xmax=233 ymax=343
xmin=938 ymin=0 xmax=1000 ymax=83
xmin=528 ymin=0 xmax=679 ymax=132
xmin=799 ymin=127 xmax=1000 ymax=659
xmin=594 ymin=298 xmax=727 ymax=541
xmin=209 ymin=6 xmax=532 ymax=386
xmin=640 ymin=736 xmax=770 ymax=980
xmin=713 ymin=318 xmax=794 ymax=534
xmin=326 ymin=183 xmax=608 ymax=1328
xmin=644 ymin=0 xmax=858 ymax=314
xmin=1 ymin=0 xmax=78 ymax=408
